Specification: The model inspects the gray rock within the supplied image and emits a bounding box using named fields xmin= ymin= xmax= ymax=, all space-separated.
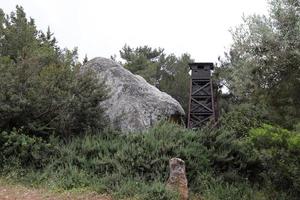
xmin=83 ymin=57 xmax=185 ymax=133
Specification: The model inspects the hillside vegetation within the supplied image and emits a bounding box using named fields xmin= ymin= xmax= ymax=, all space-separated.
xmin=1 ymin=112 xmax=299 ymax=199
xmin=1 ymin=0 xmax=300 ymax=199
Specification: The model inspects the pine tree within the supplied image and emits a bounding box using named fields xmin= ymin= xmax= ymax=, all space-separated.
xmin=120 ymin=45 xmax=164 ymax=86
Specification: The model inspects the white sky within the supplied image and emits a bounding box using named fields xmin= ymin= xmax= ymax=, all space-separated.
xmin=1 ymin=0 xmax=268 ymax=62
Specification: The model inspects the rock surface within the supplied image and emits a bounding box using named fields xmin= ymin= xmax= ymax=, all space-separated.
xmin=83 ymin=57 xmax=185 ymax=133
xmin=166 ymin=158 xmax=189 ymax=200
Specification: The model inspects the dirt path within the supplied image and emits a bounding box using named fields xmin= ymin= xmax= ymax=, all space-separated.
xmin=0 ymin=184 xmax=112 ymax=200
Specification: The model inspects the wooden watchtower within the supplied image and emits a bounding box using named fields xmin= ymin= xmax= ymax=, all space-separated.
xmin=188 ymin=62 xmax=215 ymax=128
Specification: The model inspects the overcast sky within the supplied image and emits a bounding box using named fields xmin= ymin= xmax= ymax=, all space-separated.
xmin=1 ymin=0 xmax=268 ymax=62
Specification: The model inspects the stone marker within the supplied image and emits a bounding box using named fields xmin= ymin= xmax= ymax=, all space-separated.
xmin=166 ymin=158 xmax=188 ymax=200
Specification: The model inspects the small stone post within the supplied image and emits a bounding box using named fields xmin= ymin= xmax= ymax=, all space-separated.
xmin=166 ymin=158 xmax=188 ymax=200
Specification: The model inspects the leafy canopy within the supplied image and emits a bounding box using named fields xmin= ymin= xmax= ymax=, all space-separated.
xmin=0 ymin=6 xmax=107 ymax=137
xmin=217 ymin=0 xmax=300 ymax=128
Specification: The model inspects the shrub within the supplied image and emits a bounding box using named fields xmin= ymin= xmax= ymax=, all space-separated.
xmin=0 ymin=6 xmax=107 ymax=137
xmin=47 ymin=122 xmax=210 ymax=193
xmin=0 ymin=57 xmax=107 ymax=137
xmin=198 ymin=104 xmax=264 ymax=181
xmin=0 ymin=128 xmax=57 ymax=169
xmin=1 ymin=120 xmax=298 ymax=199
xmin=0 ymin=122 xmax=208 ymax=198
xmin=248 ymin=124 xmax=300 ymax=197
xmin=197 ymin=106 xmax=299 ymax=199
xmin=200 ymin=176 xmax=267 ymax=200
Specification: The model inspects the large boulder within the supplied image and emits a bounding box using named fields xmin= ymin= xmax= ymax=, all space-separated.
xmin=83 ymin=57 xmax=185 ymax=133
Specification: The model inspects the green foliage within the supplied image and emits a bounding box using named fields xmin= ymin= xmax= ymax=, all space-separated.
xmin=247 ymin=124 xmax=300 ymax=196
xmin=159 ymin=53 xmax=192 ymax=113
xmin=0 ymin=129 xmax=57 ymax=169
xmin=47 ymin=122 xmax=209 ymax=192
xmin=195 ymin=109 xmax=299 ymax=199
xmin=199 ymin=174 xmax=267 ymax=200
xmin=198 ymin=104 xmax=264 ymax=180
xmin=120 ymin=45 xmax=164 ymax=86
xmin=0 ymin=6 xmax=107 ymax=137
xmin=113 ymin=180 xmax=179 ymax=200
xmin=196 ymin=107 xmax=298 ymax=199
xmin=1 ymin=121 xmax=298 ymax=199
xmin=0 ymin=122 xmax=207 ymax=198
xmin=141 ymin=182 xmax=179 ymax=200
xmin=218 ymin=0 xmax=300 ymax=128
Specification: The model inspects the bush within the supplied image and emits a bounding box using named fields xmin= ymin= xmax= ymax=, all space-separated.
xmin=247 ymin=124 xmax=300 ymax=197
xmin=1 ymin=120 xmax=298 ymax=199
xmin=0 ymin=128 xmax=57 ymax=169
xmin=47 ymin=122 xmax=210 ymax=193
xmin=0 ymin=122 xmax=208 ymax=198
xmin=196 ymin=106 xmax=299 ymax=199
xmin=200 ymin=175 xmax=267 ymax=200
xmin=0 ymin=56 xmax=107 ymax=137
xmin=198 ymin=104 xmax=264 ymax=181
xmin=0 ymin=7 xmax=107 ymax=137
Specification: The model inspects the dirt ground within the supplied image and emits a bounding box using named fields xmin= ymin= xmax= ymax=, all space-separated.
xmin=0 ymin=184 xmax=112 ymax=200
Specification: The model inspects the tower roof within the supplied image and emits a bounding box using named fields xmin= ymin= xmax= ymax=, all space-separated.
xmin=188 ymin=62 xmax=214 ymax=70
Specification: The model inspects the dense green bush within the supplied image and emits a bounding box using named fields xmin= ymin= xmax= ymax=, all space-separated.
xmin=198 ymin=104 xmax=264 ymax=181
xmin=247 ymin=124 xmax=300 ymax=196
xmin=0 ymin=6 xmax=107 ymax=137
xmin=199 ymin=173 xmax=267 ymax=200
xmin=0 ymin=128 xmax=57 ymax=169
xmin=0 ymin=122 xmax=208 ymax=199
xmin=1 ymin=121 xmax=299 ymax=199
xmin=47 ymin=122 xmax=209 ymax=192
xmin=193 ymin=106 xmax=299 ymax=199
